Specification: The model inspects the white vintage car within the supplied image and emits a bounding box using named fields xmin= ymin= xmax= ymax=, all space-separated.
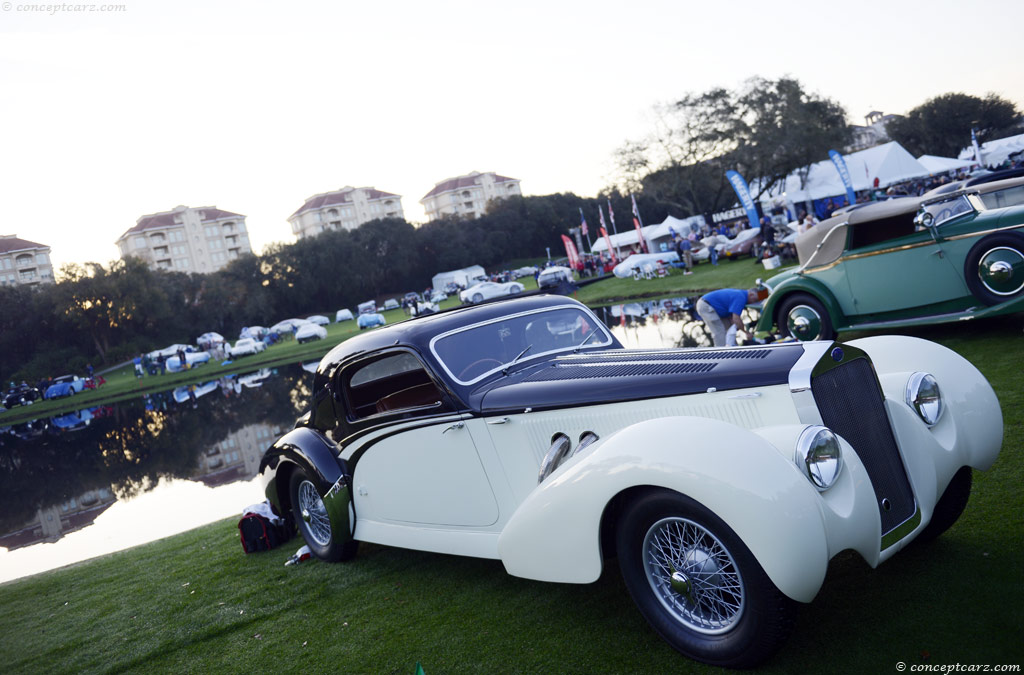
xmin=259 ymin=295 xmax=1001 ymax=667
xmin=229 ymin=337 xmax=266 ymax=358
xmin=459 ymin=280 xmax=525 ymax=304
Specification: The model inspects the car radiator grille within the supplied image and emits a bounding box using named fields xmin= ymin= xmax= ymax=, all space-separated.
xmin=811 ymin=357 xmax=916 ymax=536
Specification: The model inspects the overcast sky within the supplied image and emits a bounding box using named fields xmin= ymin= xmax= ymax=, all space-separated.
xmin=2 ymin=0 xmax=1022 ymax=271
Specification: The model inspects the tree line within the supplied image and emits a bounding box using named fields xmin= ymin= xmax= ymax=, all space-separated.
xmin=0 ymin=192 xmax=670 ymax=382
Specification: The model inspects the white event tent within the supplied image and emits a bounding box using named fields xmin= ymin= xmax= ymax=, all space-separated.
xmin=755 ymin=141 xmax=932 ymax=204
xmin=917 ymin=155 xmax=976 ymax=174
xmin=958 ymin=132 xmax=1024 ymax=167
xmin=591 ymin=215 xmax=704 ymax=255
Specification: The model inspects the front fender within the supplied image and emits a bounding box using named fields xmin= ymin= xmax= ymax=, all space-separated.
xmin=259 ymin=426 xmax=346 ymax=514
xmin=497 ymin=416 xmax=834 ymax=603
xmin=757 ymin=274 xmax=845 ymax=334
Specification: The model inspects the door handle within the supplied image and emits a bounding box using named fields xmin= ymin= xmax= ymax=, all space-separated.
xmin=486 ymin=417 xmax=510 ymax=425
xmin=442 ymin=421 xmax=465 ymax=434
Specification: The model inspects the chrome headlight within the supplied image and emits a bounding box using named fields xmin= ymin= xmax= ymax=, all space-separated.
xmin=538 ymin=434 xmax=572 ymax=484
xmin=795 ymin=426 xmax=843 ymax=491
xmin=905 ymin=372 xmax=942 ymax=426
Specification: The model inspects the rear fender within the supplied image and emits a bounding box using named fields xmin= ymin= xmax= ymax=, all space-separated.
xmin=497 ymin=416 xmax=833 ymax=603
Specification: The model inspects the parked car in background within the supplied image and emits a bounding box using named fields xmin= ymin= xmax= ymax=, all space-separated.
xmin=382 ymin=298 xmax=400 ymax=311
xmin=229 ymin=338 xmax=267 ymax=358
xmin=166 ymin=351 xmax=211 ymax=372
xmin=271 ymin=319 xmax=309 ymax=334
xmin=719 ymin=227 xmax=763 ymax=259
xmin=459 ymin=280 xmax=525 ymax=304
xmin=357 ymin=300 xmax=377 ymax=315
xmin=306 ymin=315 xmax=330 ymax=326
xmin=147 ymin=344 xmax=196 ymax=361
xmin=336 ymin=309 xmax=354 ymax=322
xmin=43 ymin=375 xmax=86 ymax=400
xmin=296 ymin=323 xmax=328 ymax=343
xmin=3 ymin=383 xmax=42 ymax=409
xmin=758 ymin=177 xmax=1024 ymax=341
xmin=260 ymin=294 xmax=1001 ymax=667
xmin=443 ymin=282 xmax=462 ymax=295
xmin=512 ymin=265 xmax=538 ymax=279
xmin=536 ymin=265 xmax=575 ymax=291
xmin=240 ymin=326 xmax=268 ymax=340
xmin=196 ymin=332 xmax=226 ymax=350
xmin=356 ymin=312 xmax=386 ymax=330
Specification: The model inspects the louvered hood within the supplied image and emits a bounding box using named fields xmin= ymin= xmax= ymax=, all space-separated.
xmin=476 ymin=343 xmax=806 ymax=414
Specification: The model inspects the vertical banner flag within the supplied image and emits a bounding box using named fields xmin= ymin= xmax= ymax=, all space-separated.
xmin=971 ymin=128 xmax=984 ymax=166
xmin=579 ymin=207 xmax=589 ymax=237
xmin=725 ymin=170 xmax=761 ymax=229
xmin=561 ymin=234 xmax=581 ymax=271
xmin=607 ymin=198 xmax=619 ymax=235
xmin=630 ymin=195 xmax=648 ymax=253
xmin=828 ymin=150 xmax=858 ymax=208
xmin=600 ymin=227 xmax=616 ymax=263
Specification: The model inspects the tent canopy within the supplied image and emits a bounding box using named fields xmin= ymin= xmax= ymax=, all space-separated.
xmin=753 ymin=141 xmax=931 ymax=204
xmin=959 ymin=132 xmax=1024 ymax=167
xmin=917 ymin=154 xmax=975 ymax=174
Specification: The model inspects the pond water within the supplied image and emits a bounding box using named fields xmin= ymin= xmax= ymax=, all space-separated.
xmin=0 ymin=298 xmax=762 ymax=584
xmin=0 ymin=363 xmax=310 ymax=583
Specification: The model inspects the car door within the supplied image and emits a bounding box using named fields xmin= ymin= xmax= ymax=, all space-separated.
xmin=340 ymin=350 xmax=500 ymax=528
xmin=841 ymin=210 xmax=967 ymax=317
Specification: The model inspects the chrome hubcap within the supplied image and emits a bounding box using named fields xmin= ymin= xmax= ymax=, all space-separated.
xmin=297 ymin=480 xmax=332 ymax=547
xmin=643 ymin=516 xmax=745 ymax=634
xmin=978 ymin=247 xmax=1024 ymax=296
xmin=787 ymin=304 xmax=822 ymax=341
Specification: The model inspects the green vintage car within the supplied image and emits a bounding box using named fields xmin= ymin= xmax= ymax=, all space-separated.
xmin=757 ymin=177 xmax=1024 ymax=340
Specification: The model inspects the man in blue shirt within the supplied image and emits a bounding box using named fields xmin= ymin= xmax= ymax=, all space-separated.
xmin=696 ymin=287 xmax=766 ymax=346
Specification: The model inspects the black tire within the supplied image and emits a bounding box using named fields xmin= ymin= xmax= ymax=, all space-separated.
xmin=288 ymin=468 xmax=358 ymax=562
xmin=776 ymin=292 xmax=835 ymax=341
xmin=616 ymin=490 xmax=796 ymax=668
xmin=963 ymin=232 xmax=1024 ymax=306
xmin=916 ymin=466 xmax=972 ymax=544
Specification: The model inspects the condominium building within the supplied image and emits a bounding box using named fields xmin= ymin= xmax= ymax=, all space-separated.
xmin=116 ymin=205 xmax=252 ymax=274
xmin=420 ymin=171 xmax=522 ymax=221
xmin=288 ymin=186 xmax=404 ymax=240
xmin=194 ymin=422 xmax=283 ymax=487
xmin=0 ymin=235 xmax=55 ymax=287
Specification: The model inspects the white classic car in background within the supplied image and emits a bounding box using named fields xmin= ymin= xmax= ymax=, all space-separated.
xmin=295 ymin=323 xmax=328 ymax=343
xmin=259 ymin=295 xmax=1001 ymax=668
xmin=459 ymin=280 xmax=525 ymax=304
xmin=229 ymin=337 xmax=266 ymax=358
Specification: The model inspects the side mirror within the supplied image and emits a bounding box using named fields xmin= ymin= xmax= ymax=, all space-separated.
xmin=915 ymin=211 xmax=935 ymax=229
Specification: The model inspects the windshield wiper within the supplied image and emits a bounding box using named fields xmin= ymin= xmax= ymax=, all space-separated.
xmin=573 ymin=330 xmax=599 ymax=353
xmin=503 ymin=345 xmax=533 ymax=376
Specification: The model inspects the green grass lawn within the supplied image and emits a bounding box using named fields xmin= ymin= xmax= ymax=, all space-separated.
xmin=0 ymin=317 xmax=1020 ymax=673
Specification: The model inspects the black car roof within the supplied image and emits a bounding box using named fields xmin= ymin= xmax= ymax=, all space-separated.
xmin=316 ymin=294 xmax=594 ymax=375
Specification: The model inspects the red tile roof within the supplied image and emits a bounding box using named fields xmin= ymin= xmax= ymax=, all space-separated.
xmin=420 ymin=172 xmax=518 ymax=201
xmin=290 ymin=187 xmax=401 ymax=218
xmin=118 ymin=207 xmax=245 ymax=239
xmin=0 ymin=236 xmax=48 ymax=255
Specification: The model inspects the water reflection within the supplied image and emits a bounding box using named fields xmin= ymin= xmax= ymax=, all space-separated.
xmin=0 ymin=363 xmax=311 ymax=583
xmin=597 ymin=297 xmax=762 ymax=349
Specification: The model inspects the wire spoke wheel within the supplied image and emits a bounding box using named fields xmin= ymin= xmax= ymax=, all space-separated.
xmin=643 ymin=516 xmax=745 ymax=634
xmin=296 ymin=479 xmax=332 ymax=547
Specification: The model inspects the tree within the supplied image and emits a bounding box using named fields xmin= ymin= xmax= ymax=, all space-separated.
xmin=611 ymin=77 xmax=851 ymax=213
xmin=886 ymin=92 xmax=1021 ymax=159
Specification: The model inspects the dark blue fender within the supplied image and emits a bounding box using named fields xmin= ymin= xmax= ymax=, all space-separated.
xmin=258 ymin=426 xmax=351 ymax=530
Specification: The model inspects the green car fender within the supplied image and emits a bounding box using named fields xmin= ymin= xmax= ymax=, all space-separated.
xmin=757 ymin=274 xmax=846 ymax=335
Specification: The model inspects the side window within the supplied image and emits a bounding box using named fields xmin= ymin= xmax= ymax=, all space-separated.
xmin=980 ymin=185 xmax=1024 ymax=210
xmin=343 ymin=352 xmax=448 ymax=420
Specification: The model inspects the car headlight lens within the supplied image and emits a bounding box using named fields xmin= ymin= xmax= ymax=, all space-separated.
xmin=795 ymin=426 xmax=843 ymax=491
xmin=905 ymin=372 xmax=942 ymax=426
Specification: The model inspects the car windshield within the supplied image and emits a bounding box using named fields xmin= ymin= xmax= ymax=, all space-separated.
xmin=430 ymin=306 xmax=613 ymax=385
xmin=920 ymin=194 xmax=975 ymax=227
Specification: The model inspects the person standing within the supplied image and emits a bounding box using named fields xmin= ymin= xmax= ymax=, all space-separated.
xmin=696 ymin=287 xmax=766 ymax=347
xmin=675 ymin=235 xmax=694 ymax=275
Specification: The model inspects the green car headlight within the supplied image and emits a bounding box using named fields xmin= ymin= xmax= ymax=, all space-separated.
xmin=795 ymin=426 xmax=843 ymax=491
xmin=905 ymin=372 xmax=943 ymax=426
